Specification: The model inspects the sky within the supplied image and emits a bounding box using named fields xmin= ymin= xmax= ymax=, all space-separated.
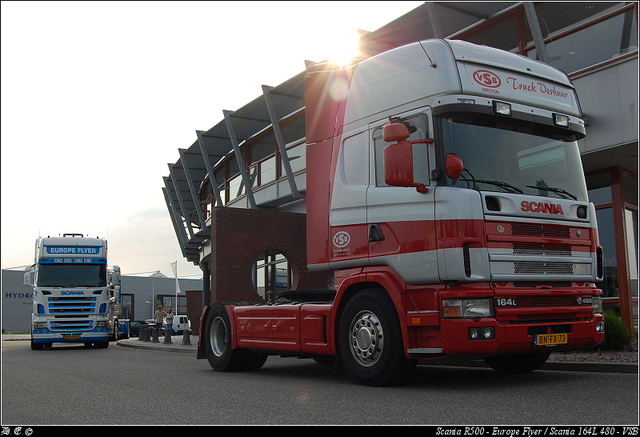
xmin=1 ymin=1 xmax=424 ymax=277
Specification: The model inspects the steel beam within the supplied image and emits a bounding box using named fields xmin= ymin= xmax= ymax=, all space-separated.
xmin=262 ymin=85 xmax=302 ymax=199
xmin=223 ymin=110 xmax=258 ymax=209
xmin=162 ymin=183 xmax=188 ymax=254
xmin=178 ymin=148 xmax=205 ymax=227
xmin=169 ymin=164 xmax=194 ymax=238
xmin=196 ymin=130 xmax=224 ymax=207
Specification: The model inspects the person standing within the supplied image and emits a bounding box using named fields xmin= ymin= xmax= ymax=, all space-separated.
xmin=154 ymin=306 xmax=167 ymax=334
xmin=165 ymin=308 xmax=175 ymax=335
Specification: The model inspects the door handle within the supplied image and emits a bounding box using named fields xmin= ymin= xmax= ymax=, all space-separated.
xmin=368 ymin=224 xmax=385 ymax=242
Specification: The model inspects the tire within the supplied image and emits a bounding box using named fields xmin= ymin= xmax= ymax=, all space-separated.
xmin=203 ymin=303 xmax=264 ymax=372
xmin=243 ymin=351 xmax=268 ymax=371
xmin=338 ymin=289 xmax=417 ymax=386
xmin=31 ymin=339 xmax=43 ymax=350
xmin=111 ymin=321 xmax=119 ymax=341
xmin=484 ymin=352 xmax=550 ymax=373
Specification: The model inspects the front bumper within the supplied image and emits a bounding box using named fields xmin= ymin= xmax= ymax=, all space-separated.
xmin=436 ymin=313 xmax=605 ymax=359
xmin=31 ymin=327 xmax=110 ymax=344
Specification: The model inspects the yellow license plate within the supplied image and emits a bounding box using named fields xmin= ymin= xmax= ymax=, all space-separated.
xmin=535 ymin=333 xmax=568 ymax=346
xmin=64 ymin=334 xmax=81 ymax=340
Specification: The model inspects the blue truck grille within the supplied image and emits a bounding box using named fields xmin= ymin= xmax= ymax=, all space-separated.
xmin=49 ymin=319 xmax=94 ymax=332
xmin=47 ymin=296 xmax=97 ymax=314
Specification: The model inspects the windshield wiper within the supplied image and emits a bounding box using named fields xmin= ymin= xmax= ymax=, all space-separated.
xmin=476 ymin=179 xmax=523 ymax=194
xmin=526 ymin=185 xmax=577 ymax=200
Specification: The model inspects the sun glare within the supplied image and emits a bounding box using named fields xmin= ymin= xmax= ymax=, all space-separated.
xmin=326 ymin=29 xmax=363 ymax=67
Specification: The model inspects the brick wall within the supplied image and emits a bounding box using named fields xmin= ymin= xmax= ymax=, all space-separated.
xmin=200 ymin=206 xmax=333 ymax=308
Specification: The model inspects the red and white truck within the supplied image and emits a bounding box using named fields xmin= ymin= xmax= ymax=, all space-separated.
xmin=197 ymin=38 xmax=605 ymax=386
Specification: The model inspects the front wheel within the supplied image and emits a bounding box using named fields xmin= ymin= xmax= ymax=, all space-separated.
xmin=31 ymin=339 xmax=43 ymax=350
xmin=338 ymin=289 xmax=416 ymax=386
xmin=483 ymin=352 xmax=550 ymax=373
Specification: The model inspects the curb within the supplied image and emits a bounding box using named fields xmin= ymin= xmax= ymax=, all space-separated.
xmin=116 ymin=338 xmax=196 ymax=354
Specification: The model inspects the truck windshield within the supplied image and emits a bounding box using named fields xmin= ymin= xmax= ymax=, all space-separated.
xmin=440 ymin=114 xmax=588 ymax=202
xmin=37 ymin=264 xmax=107 ymax=288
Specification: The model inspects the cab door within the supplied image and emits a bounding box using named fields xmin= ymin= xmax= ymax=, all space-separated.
xmin=366 ymin=109 xmax=439 ymax=284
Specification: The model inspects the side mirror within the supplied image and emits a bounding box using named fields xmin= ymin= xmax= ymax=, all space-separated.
xmin=446 ymin=153 xmax=464 ymax=180
xmin=383 ymin=123 xmax=410 ymax=142
xmin=24 ymin=271 xmax=33 ymax=286
xmin=384 ymin=141 xmax=415 ymax=188
xmin=383 ymin=123 xmax=428 ymax=193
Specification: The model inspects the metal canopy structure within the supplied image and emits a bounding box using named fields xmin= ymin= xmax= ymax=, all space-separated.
xmin=163 ymin=1 xmax=568 ymax=268
xmin=163 ymin=70 xmax=307 ymax=264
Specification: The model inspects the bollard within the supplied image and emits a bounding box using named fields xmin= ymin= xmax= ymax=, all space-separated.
xmin=151 ymin=327 xmax=160 ymax=343
xmin=181 ymin=330 xmax=192 ymax=346
xmin=143 ymin=328 xmax=151 ymax=342
xmin=163 ymin=327 xmax=172 ymax=344
xmin=138 ymin=328 xmax=146 ymax=342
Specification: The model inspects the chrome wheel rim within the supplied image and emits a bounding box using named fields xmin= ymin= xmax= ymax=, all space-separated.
xmin=349 ymin=310 xmax=384 ymax=367
xmin=210 ymin=316 xmax=227 ymax=357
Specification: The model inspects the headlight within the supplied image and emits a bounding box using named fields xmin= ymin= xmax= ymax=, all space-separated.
xmin=592 ymin=295 xmax=603 ymax=314
xmin=96 ymin=321 xmax=109 ymax=327
xmin=442 ymin=298 xmax=494 ymax=318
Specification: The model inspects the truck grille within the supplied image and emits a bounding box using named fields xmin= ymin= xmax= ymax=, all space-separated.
xmin=514 ymin=261 xmax=574 ymax=275
xmin=511 ymin=223 xmax=570 ymax=238
xmin=49 ymin=318 xmax=94 ymax=332
xmin=513 ymin=295 xmax=577 ymax=307
xmin=47 ymin=296 xmax=97 ymax=314
xmin=513 ymin=243 xmax=571 ymax=256
xmin=517 ymin=313 xmax=577 ymax=322
xmin=486 ymin=220 xmax=593 ymax=281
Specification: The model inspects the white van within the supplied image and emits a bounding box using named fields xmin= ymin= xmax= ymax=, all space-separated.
xmin=163 ymin=315 xmax=191 ymax=335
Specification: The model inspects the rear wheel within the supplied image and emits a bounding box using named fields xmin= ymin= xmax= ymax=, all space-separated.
xmin=484 ymin=352 xmax=550 ymax=373
xmin=338 ymin=289 xmax=416 ymax=386
xmin=203 ymin=303 xmax=266 ymax=372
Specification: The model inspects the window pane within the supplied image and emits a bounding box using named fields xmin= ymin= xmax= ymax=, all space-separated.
xmin=588 ymin=186 xmax=612 ymax=205
xmin=441 ymin=115 xmax=588 ymax=201
xmin=528 ymin=8 xmax=637 ymax=74
xmin=261 ymin=156 xmax=276 ymax=184
xmin=595 ymin=207 xmax=618 ymax=297
xmin=465 ymin=15 xmax=527 ymax=53
xmin=343 ymin=133 xmax=368 ymax=186
xmin=534 ymin=3 xmax=623 ymax=38
xmin=623 ymin=172 xmax=638 ymax=207
xmin=228 ymin=173 xmax=243 ymax=201
xmin=285 ymin=142 xmax=306 ymax=174
xmin=626 ymin=208 xmax=638 ymax=299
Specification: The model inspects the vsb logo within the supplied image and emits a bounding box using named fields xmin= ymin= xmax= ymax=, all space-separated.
xmin=473 ymin=69 xmax=501 ymax=88
xmin=333 ymin=231 xmax=351 ymax=248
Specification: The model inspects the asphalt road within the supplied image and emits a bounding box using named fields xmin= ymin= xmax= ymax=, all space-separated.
xmin=2 ymin=340 xmax=638 ymax=426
